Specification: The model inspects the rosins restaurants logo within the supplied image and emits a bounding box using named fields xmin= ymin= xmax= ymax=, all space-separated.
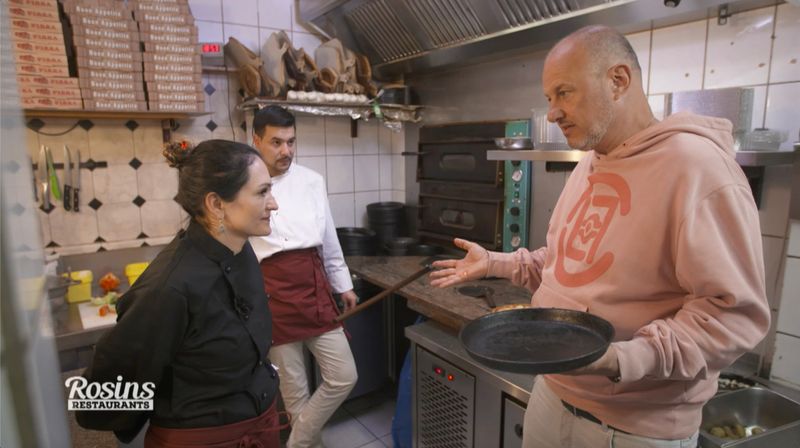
xmin=65 ymin=376 xmax=155 ymax=411
xmin=555 ymin=172 xmax=631 ymax=287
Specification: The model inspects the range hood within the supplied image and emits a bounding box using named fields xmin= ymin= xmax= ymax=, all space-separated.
xmin=299 ymin=0 xmax=778 ymax=79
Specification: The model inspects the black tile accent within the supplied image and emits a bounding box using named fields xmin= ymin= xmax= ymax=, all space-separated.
xmin=94 ymin=236 xmax=106 ymax=243
xmin=27 ymin=118 xmax=45 ymax=132
xmin=141 ymin=241 xmax=150 ymax=247
xmin=206 ymin=120 xmax=218 ymax=132
xmin=137 ymin=232 xmax=149 ymax=239
xmin=40 ymin=203 xmax=55 ymax=214
xmin=133 ymin=196 xmax=146 ymax=207
xmin=46 ymin=241 xmax=60 ymax=248
xmin=78 ymin=120 xmax=94 ymax=131
xmin=129 ymin=157 xmax=143 ymax=170
xmin=88 ymin=198 xmax=103 ymax=210
xmin=97 ymin=246 xmax=107 ymax=252
xmin=11 ymin=203 xmax=24 ymax=215
xmin=240 ymin=121 xmax=247 ymax=132
xmin=125 ymin=120 xmax=139 ymax=132
xmin=204 ymin=83 xmax=216 ymax=96
xmin=8 ymin=160 xmax=20 ymax=173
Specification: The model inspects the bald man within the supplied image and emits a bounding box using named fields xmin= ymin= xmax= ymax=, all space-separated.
xmin=430 ymin=26 xmax=769 ymax=447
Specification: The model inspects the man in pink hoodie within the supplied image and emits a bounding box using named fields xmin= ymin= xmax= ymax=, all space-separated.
xmin=430 ymin=26 xmax=770 ymax=447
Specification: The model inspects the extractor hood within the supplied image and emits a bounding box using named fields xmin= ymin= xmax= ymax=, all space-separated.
xmin=299 ymin=0 xmax=779 ymax=79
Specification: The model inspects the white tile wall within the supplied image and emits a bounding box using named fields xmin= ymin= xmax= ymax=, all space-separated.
xmin=292 ymin=32 xmax=323 ymax=55
xmin=704 ymin=7 xmax=774 ymax=89
xmin=354 ymin=156 xmax=379 ymax=191
xmin=92 ymin=165 xmax=138 ymax=203
xmin=649 ymin=20 xmax=707 ymax=94
xmin=379 ymin=155 xmax=393 ymax=189
xmin=141 ymin=200 xmax=182 ymax=238
xmin=776 ymin=258 xmax=800 ymax=336
xmin=223 ymin=24 xmax=261 ymax=52
xmin=751 ymin=85 xmax=767 ymax=130
xmin=328 ymin=193 xmax=355 ymax=227
xmin=325 ymin=118 xmax=354 ymax=156
xmin=625 ymin=30 xmax=651 ymax=92
xmin=49 ymin=207 xmax=99 ymax=246
xmin=763 ymin=235 xmax=786 ymax=309
xmin=764 ymin=82 xmax=800 ymax=149
xmin=770 ymin=4 xmax=800 ymax=84
xmin=133 ymin=125 xmax=166 ymax=163
xmin=258 ymin=0 xmax=293 ymax=31
xmin=354 ymin=191 xmax=380 ymax=228
xmin=757 ymin=165 xmax=792 ymax=238
xmin=296 ymin=116 xmax=326 ymax=156
xmin=197 ymin=20 xmax=224 ymax=43
xmin=97 ymin=203 xmax=142 ymax=242
xmin=772 ymin=333 xmax=800 ymax=386
xmin=222 ymin=0 xmax=259 ymax=26
xmin=354 ymin=120 xmax=380 ymax=155
xmin=788 ymin=220 xmax=800 ymax=257
xmin=326 ymin=156 xmax=354 ymax=194
xmin=647 ymin=95 xmax=667 ymax=120
xmin=188 ymin=0 xmax=222 ymax=22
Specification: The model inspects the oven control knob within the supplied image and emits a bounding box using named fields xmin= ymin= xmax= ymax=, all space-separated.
xmin=511 ymin=169 xmax=523 ymax=182
xmin=510 ymin=224 xmax=520 ymax=233
xmin=511 ymin=235 xmax=521 ymax=248
xmin=510 ymin=206 xmax=520 ymax=216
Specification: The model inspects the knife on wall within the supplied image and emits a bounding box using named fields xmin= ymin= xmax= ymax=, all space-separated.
xmin=63 ymin=145 xmax=72 ymax=211
xmin=73 ymin=149 xmax=81 ymax=212
xmin=37 ymin=145 xmax=50 ymax=211
xmin=45 ymin=146 xmax=62 ymax=201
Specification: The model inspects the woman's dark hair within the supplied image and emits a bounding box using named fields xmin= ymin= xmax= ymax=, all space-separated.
xmin=252 ymin=105 xmax=295 ymax=138
xmin=163 ymin=139 xmax=262 ymax=220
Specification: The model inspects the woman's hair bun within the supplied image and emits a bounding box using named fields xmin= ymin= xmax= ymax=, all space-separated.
xmin=163 ymin=140 xmax=195 ymax=168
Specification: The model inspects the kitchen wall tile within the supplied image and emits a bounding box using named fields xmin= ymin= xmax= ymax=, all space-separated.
xmin=326 ymin=156 xmax=354 ymax=194
xmin=102 ymin=240 xmax=143 ymax=251
xmin=147 ymin=236 xmax=176 ymax=247
xmin=354 ymin=191 xmax=380 ymax=228
xmin=788 ymin=220 xmax=800 ymax=257
xmin=141 ymin=200 xmax=182 ymax=238
xmin=188 ymin=0 xmax=222 ymax=22
xmin=354 ymin=155 xmax=379 ymax=192
xmin=648 ymin=94 xmax=667 ymax=120
xmin=391 ymin=128 xmax=405 ymax=154
xmin=174 ymin=117 xmax=213 ymax=145
xmin=48 ymin=207 xmax=99 ymax=246
xmin=74 ymin=168 xmax=95 ymax=206
xmin=328 ymin=193 xmax=355 ymax=227
xmin=97 ymin=202 xmax=142 ymax=242
xmin=92 ymin=164 xmax=138 ymax=203
xmin=54 ymin=243 xmax=101 ymax=256
xmin=25 ymin=127 xmax=39 ymax=159
xmin=291 ymin=31 xmax=323 ymax=55
xmin=325 ymin=117 xmax=354 ymax=156
xmin=38 ymin=209 xmax=51 ymax=246
xmin=764 ymin=82 xmax=800 ymax=149
xmin=770 ymin=3 xmax=800 ymax=84
xmin=649 ymin=20 xmax=707 ymax=94
xmin=297 ymin=156 xmax=325 ymax=178
xmin=296 ymin=116 xmax=326 ymax=156
xmin=379 ymin=155 xmax=393 ymax=190
xmin=704 ymin=7 xmax=774 ymax=89
xmin=88 ymin=121 xmax=135 ymax=164
xmin=197 ymin=20 xmax=224 ymax=42
xmin=379 ymin=190 xmax=393 ymax=202
xmin=391 ymin=155 xmax=405 ymax=190
xmin=137 ymin=163 xmax=179 ymax=202
xmin=210 ymin=126 xmax=239 ymax=142
xmin=258 ymin=0 xmax=293 ymax=31
xmin=223 ymin=0 xmax=259 ymax=26
xmin=378 ymin=126 xmax=393 ymax=155
xmin=205 ymin=74 xmax=234 ymax=127
xmin=133 ymin=124 xmax=165 ymax=164
xmin=771 ymin=333 xmax=800 ymax=386
xmin=758 ymin=165 xmax=792 ymax=238
xmin=391 ymin=190 xmax=406 ymax=203
xmin=762 ymin=235 xmax=786 ymax=308
xmin=750 ymin=85 xmax=767 ymax=130
xmin=223 ymin=24 xmax=261 ymax=53
xmin=626 ymin=30 xmax=651 ymax=93
xmin=776 ymin=257 xmax=800 ymax=336
xmin=354 ymin=120 xmax=379 ymax=155
xmin=36 ymin=124 xmax=89 ymax=165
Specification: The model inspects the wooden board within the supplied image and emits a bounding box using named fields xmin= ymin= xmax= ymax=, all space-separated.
xmin=345 ymin=255 xmax=532 ymax=330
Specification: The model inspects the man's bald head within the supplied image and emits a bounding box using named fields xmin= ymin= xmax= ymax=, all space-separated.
xmin=550 ymin=25 xmax=641 ymax=79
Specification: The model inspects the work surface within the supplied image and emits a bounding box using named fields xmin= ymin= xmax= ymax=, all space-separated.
xmin=345 ymin=255 xmax=532 ymax=330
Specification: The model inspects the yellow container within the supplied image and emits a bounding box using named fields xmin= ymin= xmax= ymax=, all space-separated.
xmin=64 ymin=270 xmax=93 ymax=303
xmin=125 ymin=262 xmax=149 ymax=286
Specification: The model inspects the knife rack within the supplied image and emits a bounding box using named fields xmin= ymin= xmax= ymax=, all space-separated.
xmin=31 ymin=161 xmax=108 ymax=170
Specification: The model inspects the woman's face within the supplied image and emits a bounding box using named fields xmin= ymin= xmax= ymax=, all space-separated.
xmin=222 ymin=157 xmax=278 ymax=237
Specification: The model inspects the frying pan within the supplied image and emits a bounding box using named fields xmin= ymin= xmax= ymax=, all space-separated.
xmin=459 ymin=307 xmax=614 ymax=374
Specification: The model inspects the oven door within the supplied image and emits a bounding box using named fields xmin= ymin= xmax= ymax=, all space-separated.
xmin=417 ymin=141 xmax=503 ymax=186
xmin=418 ymin=181 xmax=504 ymax=250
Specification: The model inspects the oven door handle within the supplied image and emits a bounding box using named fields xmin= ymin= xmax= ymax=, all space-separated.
xmin=401 ymin=151 xmax=428 ymax=156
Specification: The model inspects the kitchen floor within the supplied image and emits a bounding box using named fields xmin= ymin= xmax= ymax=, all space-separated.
xmin=321 ymin=386 xmax=397 ymax=448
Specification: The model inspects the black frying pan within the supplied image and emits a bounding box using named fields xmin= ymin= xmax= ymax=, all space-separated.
xmin=459 ymin=307 xmax=614 ymax=374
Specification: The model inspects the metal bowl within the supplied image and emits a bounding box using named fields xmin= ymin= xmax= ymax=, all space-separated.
xmin=494 ymin=137 xmax=533 ymax=150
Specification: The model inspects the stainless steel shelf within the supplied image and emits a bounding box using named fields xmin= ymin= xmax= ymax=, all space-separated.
xmin=487 ymin=149 xmax=798 ymax=166
xmin=238 ymin=98 xmax=423 ymax=123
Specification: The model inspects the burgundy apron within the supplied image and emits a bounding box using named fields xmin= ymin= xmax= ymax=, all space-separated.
xmin=144 ymin=400 xmax=287 ymax=448
xmin=260 ymin=248 xmax=342 ymax=346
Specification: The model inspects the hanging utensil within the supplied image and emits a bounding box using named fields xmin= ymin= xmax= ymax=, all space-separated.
xmin=37 ymin=145 xmax=51 ymax=211
xmin=45 ymin=146 xmax=62 ymax=201
xmin=334 ymin=265 xmax=432 ymax=323
xmin=73 ymin=149 xmax=81 ymax=212
xmin=63 ymin=145 xmax=72 ymax=211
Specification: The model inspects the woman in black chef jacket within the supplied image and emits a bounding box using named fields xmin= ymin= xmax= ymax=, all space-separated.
xmin=76 ymin=139 xmax=282 ymax=448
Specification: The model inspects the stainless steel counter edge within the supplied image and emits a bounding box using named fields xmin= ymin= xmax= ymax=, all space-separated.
xmin=487 ymin=149 xmax=799 ymax=166
xmin=405 ymin=320 xmax=535 ymax=404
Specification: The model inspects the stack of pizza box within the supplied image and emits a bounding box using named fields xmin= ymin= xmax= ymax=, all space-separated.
xmin=132 ymin=0 xmax=204 ymax=112
xmin=63 ymin=0 xmax=147 ymax=112
xmin=9 ymin=0 xmax=81 ymax=110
